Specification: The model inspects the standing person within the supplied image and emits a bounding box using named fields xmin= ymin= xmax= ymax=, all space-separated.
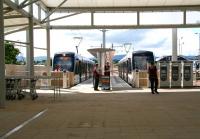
xmin=55 ymin=64 xmax=61 ymax=71
xmin=104 ymin=62 xmax=111 ymax=90
xmin=93 ymin=63 xmax=100 ymax=91
xmin=104 ymin=62 xmax=110 ymax=76
xmin=148 ymin=62 xmax=159 ymax=94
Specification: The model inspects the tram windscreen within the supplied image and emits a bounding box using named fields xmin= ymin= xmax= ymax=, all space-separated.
xmin=133 ymin=56 xmax=149 ymax=70
xmin=53 ymin=55 xmax=74 ymax=72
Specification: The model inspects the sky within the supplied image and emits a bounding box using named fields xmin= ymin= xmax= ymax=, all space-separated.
xmin=4 ymin=11 xmax=200 ymax=59
xmin=5 ymin=28 xmax=200 ymax=59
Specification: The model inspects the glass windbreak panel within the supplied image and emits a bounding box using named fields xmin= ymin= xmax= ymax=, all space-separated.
xmin=18 ymin=0 xmax=24 ymax=5
xmin=53 ymin=55 xmax=74 ymax=72
xmin=15 ymin=46 xmax=26 ymax=65
xmin=187 ymin=11 xmax=200 ymax=24
xmin=33 ymin=3 xmax=38 ymax=19
xmin=133 ymin=56 xmax=148 ymax=70
xmin=34 ymin=29 xmax=46 ymax=49
xmin=23 ymin=6 xmax=29 ymax=12
xmin=18 ymin=0 xmax=28 ymax=13
xmin=50 ymin=13 xmax=91 ymax=25
xmin=94 ymin=12 xmax=137 ymax=25
xmin=41 ymin=9 xmax=46 ymax=21
xmin=172 ymin=66 xmax=179 ymax=81
xmin=184 ymin=66 xmax=191 ymax=81
xmin=34 ymin=49 xmax=47 ymax=65
xmin=160 ymin=66 xmax=167 ymax=81
xmin=140 ymin=11 xmax=183 ymax=25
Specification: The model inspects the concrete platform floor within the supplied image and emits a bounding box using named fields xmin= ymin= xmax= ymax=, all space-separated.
xmin=1 ymin=76 xmax=200 ymax=139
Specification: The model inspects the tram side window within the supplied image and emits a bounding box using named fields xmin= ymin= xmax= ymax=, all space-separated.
xmin=196 ymin=63 xmax=200 ymax=70
xmin=75 ymin=61 xmax=79 ymax=74
xmin=83 ymin=63 xmax=86 ymax=74
xmin=128 ymin=59 xmax=132 ymax=73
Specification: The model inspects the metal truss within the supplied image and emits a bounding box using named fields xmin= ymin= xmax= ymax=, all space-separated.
xmin=3 ymin=0 xmax=200 ymax=34
xmin=47 ymin=5 xmax=200 ymax=29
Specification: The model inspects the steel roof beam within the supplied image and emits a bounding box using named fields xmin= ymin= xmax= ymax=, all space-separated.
xmin=4 ymin=39 xmax=29 ymax=44
xmin=3 ymin=7 xmax=13 ymax=14
xmin=42 ymin=0 xmax=68 ymax=22
xmin=19 ymin=0 xmax=40 ymax=9
xmin=41 ymin=11 xmax=85 ymax=24
xmin=51 ymin=5 xmax=200 ymax=13
xmin=4 ymin=0 xmax=44 ymax=27
xmin=50 ymin=24 xmax=200 ymax=30
xmin=18 ymin=0 xmax=28 ymax=8
xmin=4 ymin=15 xmax=24 ymax=19
xmin=4 ymin=26 xmax=28 ymax=35
xmin=5 ymin=23 xmax=28 ymax=27
xmin=4 ymin=25 xmax=46 ymax=36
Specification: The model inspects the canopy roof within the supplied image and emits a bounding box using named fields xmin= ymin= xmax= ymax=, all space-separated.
xmin=3 ymin=0 xmax=200 ymax=34
xmin=42 ymin=0 xmax=200 ymax=8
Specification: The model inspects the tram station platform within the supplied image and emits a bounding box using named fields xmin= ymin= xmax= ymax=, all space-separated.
xmin=1 ymin=75 xmax=200 ymax=139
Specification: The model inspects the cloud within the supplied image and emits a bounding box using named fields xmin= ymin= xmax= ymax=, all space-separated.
xmin=106 ymin=29 xmax=147 ymax=44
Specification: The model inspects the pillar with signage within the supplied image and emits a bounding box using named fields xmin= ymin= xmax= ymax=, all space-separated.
xmin=170 ymin=61 xmax=182 ymax=88
xmin=182 ymin=61 xmax=193 ymax=87
xmin=158 ymin=61 xmax=170 ymax=88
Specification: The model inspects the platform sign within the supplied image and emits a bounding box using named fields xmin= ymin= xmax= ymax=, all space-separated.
xmin=101 ymin=76 xmax=110 ymax=90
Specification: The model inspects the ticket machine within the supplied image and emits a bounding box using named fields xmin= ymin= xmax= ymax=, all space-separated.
xmin=170 ymin=61 xmax=182 ymax=88
xmin=158 ymin=61 xmax=170 ymax=88
xmin=182 ymin=61 xmax=193 ymax=87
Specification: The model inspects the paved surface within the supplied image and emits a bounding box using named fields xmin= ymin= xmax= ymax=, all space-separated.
xmin=1 ymin=76 xmax=200 ymax=139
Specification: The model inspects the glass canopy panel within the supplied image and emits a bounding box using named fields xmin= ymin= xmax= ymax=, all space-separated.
xmin=23 ymin=6 xmax=29 ymax=12
xmin=34 ymin=29 xmax=47 ymax=49
xmin=10 ymin=0 xmax=15 ymax=3
xmin=94 ymin=12 xmax=137 ymax=25
xmin=41 ymin=9 xmax=46 ymax=21
xmin=33 ymin=4 xmax=39 ymax=19
xmin=50 ymin=13 xmax=91 ymax=25
xmin=18 ymin=0 xmax=24 ymax=5
xmin=41 ymin=0 xmax=200 ymax=8
xmin=186 ymin=11 xmax=200 ymax=24
xmin=140 ymin=11 xmax=183 ymax=25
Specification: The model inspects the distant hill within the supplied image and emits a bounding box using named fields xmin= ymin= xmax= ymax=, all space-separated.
xmin=184 ymin=56 xmax=199 ymax=60
xmin=34 ymin=56 xmax=47 ymax=61
xmin=16 ymin=55 xmax=25 ymax=61
xmin=156 ymin=55 xmax=199 ymax=61
xmin=16 ymin=56 xmax=47 ymax=62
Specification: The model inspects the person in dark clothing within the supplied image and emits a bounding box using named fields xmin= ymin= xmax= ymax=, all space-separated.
xmin=104 ymin=62 xmax=110 ymax=76
xmin=93 ymin=63 xmax=100 ymax=91
xmin=104 ymin=62 xmax=111 ymax=90
xmin=148 ymin=62 xmax=159 ymax=94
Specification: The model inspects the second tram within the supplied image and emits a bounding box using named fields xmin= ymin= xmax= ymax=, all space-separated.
xmin=118 ymin=50 xmax=155 ymax=87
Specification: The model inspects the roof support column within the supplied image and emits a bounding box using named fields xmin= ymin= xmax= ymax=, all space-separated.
xmin=46 ymin=12 xmax=51 ymax=76
xmin=26 ymin=1 xmax=34 ymax=77
xmin=0 ymin=0 xmax=5 ymax=108
xmin=172 ymin=28 xmax=178 ymax=61
xmin=91 ymin=11 xmax=94 ymax=26
xmin=101 ymin=29 xmax=107 ymax=74
xmin=137 ymin=11 xmax=140 ymax=26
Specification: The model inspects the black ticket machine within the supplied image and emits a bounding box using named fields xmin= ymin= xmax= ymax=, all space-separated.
xmin=158 ymin=61 xmax=170 ymax=88
xmin=182 ymin=61 xmax=193 ymax=87
xmin=170 ymin=61 xmax=182 ymax=88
